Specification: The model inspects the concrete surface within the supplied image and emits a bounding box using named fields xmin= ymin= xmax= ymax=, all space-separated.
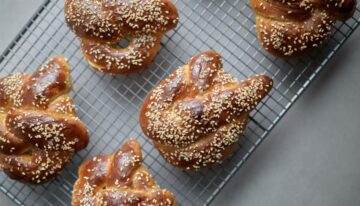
xmin=1 ymin=1 xmax=360 ymax=206
xmin=0 ymin=2 xmax=43 ymax=206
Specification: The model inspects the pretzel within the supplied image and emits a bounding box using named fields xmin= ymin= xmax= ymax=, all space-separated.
xmin=250 ymin=0 xmax=357 ymax=57
xmin=140 ymin=51 xmax=273 ymax=170
xmin=72 ymin=140 xmax=176 ymax=206
xmin=0 ymin=56 xmax=89 ymax=184
xmin=65 ymin=0 xmax=179 ymax=75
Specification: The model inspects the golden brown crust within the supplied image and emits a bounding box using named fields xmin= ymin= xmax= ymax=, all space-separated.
xmin=80 ymin=35 xmax=162 ymax=75
xmin=0 ymin=56 xmax=89 ymax=184
xmin=72 ymin=140 xmax=176 ymax=206
xmin=250 ymin=0 xmax=357 ymax=57
xmin=139 ymin=51 xmax=273 ymax=170
xmin=65 ymin=0 xmax=179 ymax=75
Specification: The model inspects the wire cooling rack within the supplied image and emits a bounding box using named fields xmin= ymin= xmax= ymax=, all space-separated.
xmin=0 ymin=0 xmax=359 ymax=205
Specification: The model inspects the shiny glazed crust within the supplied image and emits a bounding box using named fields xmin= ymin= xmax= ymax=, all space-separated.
xmin=140 ymin=51 xmax=273 ymax=170
xmin=65 ymin=0 xmax=179 ymax=74
xmin=0 ymin=56 xmax=89 ymax=184
xmin=250 ymin=0 xmax=357 ymax=57
xmin=72 ymin=140 xmax=176 ymax=206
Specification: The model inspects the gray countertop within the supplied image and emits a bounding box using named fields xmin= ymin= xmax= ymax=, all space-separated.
xmin=1 ymin=1 xmax=360 ymax=206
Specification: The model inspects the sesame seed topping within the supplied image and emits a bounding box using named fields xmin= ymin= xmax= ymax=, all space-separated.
xmin=72 ymin=140 xmax=176 ymax=206
xmin=140 ymin=51 xmax=273 ymax=170
xmin=0 ymin=56 xmax=89 ymax=184
xmin=65 ymin=0 xmax=179 ymax=74
xmin=250 ymin=0 xmax=356 ymax=57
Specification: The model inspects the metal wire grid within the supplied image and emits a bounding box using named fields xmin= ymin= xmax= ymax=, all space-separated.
xmin=0 ymin=0 xmax=359 ymax=205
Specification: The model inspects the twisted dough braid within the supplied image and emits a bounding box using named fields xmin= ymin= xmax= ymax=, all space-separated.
xmin=72 ymin=140 xmax=176 ymax=206
xmin=140 ymin=51 xmax=273 ymax=170
xmin=250 ymin=0 xmax=357 ymax=57
xmin=0 ymin=57 xmax=89 ymax=184
xmin=65 ymin=0 xmax=179 ymax=75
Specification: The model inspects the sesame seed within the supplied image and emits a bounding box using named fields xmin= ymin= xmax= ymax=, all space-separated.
xmin=140 ymin=51 xmax=273 ymax=170
xmin=65 ymin=0 xmax=179 ymax=74
xmin=0 ymin=56 xmax=89 ymax=184
xmin=72 ymin=140 xmax=176 ymax=206
xmin=250 ymin=0 xmax=356 ymax=57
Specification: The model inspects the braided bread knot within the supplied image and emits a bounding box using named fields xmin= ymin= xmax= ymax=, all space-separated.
xmin=140 ymin=51 xmax=273 ymax=170
xmin=250 ymin=0 xmax=357 ymax=57
xmin=0 ymin=57 xmax=89 ymax=184
xmin=72 ymin=140 xmax=176 ymax=206
xmin=65 ymin=0 xmax=179 ymax=74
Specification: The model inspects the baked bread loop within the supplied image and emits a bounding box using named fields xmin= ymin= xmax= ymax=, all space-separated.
xmin=72 ymin=140 xmax=176 ymax=206
xmin=250 ymin=0 xmax=357 ymax=57
xmin=0 ymin=57 xmax=89 ymax=184
xmin=140 ymin=51 xmax=273 ymax=170
xmin=65 ymin=0 xmax=179 ymax=75
xmin=81 ymin=35 xmax=162 ymax=74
